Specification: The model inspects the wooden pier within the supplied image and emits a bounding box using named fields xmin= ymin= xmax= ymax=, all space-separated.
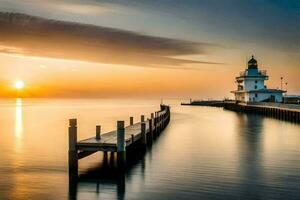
xmin=68 ymin=105 xmax=170 ymax=171
xmin=223 ymin=102 xmax=300 ymax=124
xmin=181 ymin=100 xmax=225 ymax=107
xmin=181 ymin=100 xmax=300 ymax=124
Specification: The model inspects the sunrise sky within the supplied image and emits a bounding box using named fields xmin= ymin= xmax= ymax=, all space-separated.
xmin=0 ymin=0 xmax=299 ymax=98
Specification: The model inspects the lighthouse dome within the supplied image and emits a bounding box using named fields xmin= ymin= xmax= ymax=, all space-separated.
xmin=248 ymin=55 xmax=258 ymax=69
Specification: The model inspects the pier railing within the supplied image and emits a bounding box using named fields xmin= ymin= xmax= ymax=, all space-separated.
xmin=68 ymin=104 xmax=171 ymax=171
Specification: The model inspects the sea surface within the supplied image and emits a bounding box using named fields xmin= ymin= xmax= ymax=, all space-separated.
xmin=0 ymin=98 xmax=299 ymax=200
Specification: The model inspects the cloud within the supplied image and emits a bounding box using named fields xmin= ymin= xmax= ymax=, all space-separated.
xmin=94 ymin=0 xmax=300 ymax=52
xmin=47 ymin=1 xmax=126 ymax=15
xmin=0 ymin=12 xmax=220 ymax=69
xmin=0 ymin=45 xmax=27 ymax=55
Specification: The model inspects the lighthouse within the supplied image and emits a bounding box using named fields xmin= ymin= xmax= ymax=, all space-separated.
xmin=232 ymin=56 xmax=285 ymax=103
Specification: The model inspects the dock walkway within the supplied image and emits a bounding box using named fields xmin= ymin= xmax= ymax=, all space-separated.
xmin=68 ymin=105 xmax=171 ymax=170
xmin=223 ymin=102 xmax=300 ymax=123
xmin=181 ymin=100 xmax=300 ymax=123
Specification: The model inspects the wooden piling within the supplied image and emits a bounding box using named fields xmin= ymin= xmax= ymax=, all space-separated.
xmin=149 ymin=118 xmax=153 ymax=143
xmin=159 ymin=114 xmax=162 ymax=132
xmin=159 ymin=114 xmax=161 ymax=133
xmin=131 ymin=134 xmax=134 ymax=144
xmin=141 ymin=115 xmax=145 ymax=122
xmin=161 ymin=113 xmax=164 ymax=129
xmin=96 ymin=125 xmax=101 ymax=140
xmin=117 ymin=121 xmax=126 ymax=164
xmin=141 ymin=122 xmax=147 ymax=145
xmin=130 ymin=117 xmax=134 ymax=125
xmin=291 ymin=111 xmax=295 ymax=123
xmin=153 ymin=112 xmax=157 ymax=136
xmin=68 ymin=119 xmax=78 ymax=171
xmin=287 ymin=111 xmax=292 ymax=121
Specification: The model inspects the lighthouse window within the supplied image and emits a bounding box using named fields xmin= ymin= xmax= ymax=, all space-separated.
xmin=255 ymin=80 xmax=257 ymax=83
xmin=255 ymin=85 xmax=257 ymax=89
xmin=255 ymin=93 xmax=258 ymax=98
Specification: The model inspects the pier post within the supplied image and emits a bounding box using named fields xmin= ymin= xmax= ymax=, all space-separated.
xmin=149 ymin=118 xmax=153 ymax=143
xmin=117 ymin=121 xmax=126 ymax=165
xmin=163 ymin=113 xmax=166 ymax=128
xmin=141 ymin=122 xmax=147 ymax=145
xmin=161 ymin=113 xmax=164 ymax=129
xmin=130 ymin=117 xmax=134 ymax=126
xmin=131 ymin=134 xmax=134 ymax=144
xmin=161 ymin=113 xmax=164 ymax=130
xmin=153 ymin=112 xmax=157 ymax=137
xmin=68 ymin=119 xmax=78 ymax=171
xmin=141 ymin=115 xmax=145 ymax=122
xmin=157 ymin=112 xmax=161 ymax=133
xmin=96 ymin=125 xmax=101 ymax=140
xmin=289 ymin=111 xmax=292 ymax=122
xmin=292 ymin=111 xmax=295 ymax=123
xmin=159 ymin=114 xmax=162 ymax=132
xmin=151 ymin=113 xmax=155 ymax=137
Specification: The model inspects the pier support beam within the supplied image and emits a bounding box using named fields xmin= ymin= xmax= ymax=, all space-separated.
xmin=141 ymin=115 xmax=145 ymax=123
xmin=68 ymin=119 xmax=78 ymax=171
xmin=148 ymin=118 xmax=153 ymax=143
xmin=130 ymin=117 xmax=134 ymax=126
xmin=159 ymin=114 xmax=162 ymax=132
xmin=153 ymin=112 xmax=157 ymax=137
xmin=141 ymin=122 xmax=147 ymax=145
xmin=96 ymin=125 xmax=101 ymax=140
xmin=156 ymin=112 xmax=160 ymax=134
xmin=117 ymin=121 xmax=126 ymax=166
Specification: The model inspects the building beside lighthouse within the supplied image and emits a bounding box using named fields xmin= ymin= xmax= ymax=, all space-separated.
xmin=232 ymin=56 xmax=285 ymax=103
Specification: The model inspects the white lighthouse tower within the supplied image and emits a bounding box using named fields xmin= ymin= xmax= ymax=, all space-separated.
xmin=232 ymin=56 xmax=285 ymax=103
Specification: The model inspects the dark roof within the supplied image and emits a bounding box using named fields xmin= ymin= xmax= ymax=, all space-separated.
xmin=248 ymin=56 xmax=257 ymax=64
xmin=248 ymin=55 xmax=258 ymax=69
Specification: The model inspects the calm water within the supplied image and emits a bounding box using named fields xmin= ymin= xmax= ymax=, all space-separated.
xmin=0 ymin=98 xmax=299 ymax=200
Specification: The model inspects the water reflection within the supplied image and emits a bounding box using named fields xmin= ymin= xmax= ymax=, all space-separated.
xmin=1 ymin=99 xmax=299 ymax=200
xmin=236 ymin=113 xmax=264 ymax=199
xmin=69 ymin=147 xmax=147 ymax=200
xmin=15 ymin=98 xmax=23 ymax=151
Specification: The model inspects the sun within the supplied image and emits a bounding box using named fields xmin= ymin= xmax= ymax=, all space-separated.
xmin=14 ymin=80 xmax=25 ymax=90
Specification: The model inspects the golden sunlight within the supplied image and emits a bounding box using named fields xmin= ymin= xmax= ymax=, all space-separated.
xmin=14 ymin=80 xmax=25 ymax=90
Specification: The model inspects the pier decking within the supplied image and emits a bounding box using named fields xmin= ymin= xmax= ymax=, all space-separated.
xmin=68 ymin=105 xmax=170 ymax=171
xmin=181 ymin=100 xmax=300 ymax=123
xmin=223 ymin=102 xmax=300 ymax=123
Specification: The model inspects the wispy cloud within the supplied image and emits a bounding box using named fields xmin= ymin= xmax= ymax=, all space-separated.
xmin=0 ymin=12 xmax=221 ymax=69
xmin=0 ymin=45 xmax=27 ymax=55
xmin=46 ymin=0 xmax=128 ymax=15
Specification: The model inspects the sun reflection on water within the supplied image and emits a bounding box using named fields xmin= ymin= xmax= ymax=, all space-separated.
xmin=15 ymin=98 xmax=23 ymax=144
